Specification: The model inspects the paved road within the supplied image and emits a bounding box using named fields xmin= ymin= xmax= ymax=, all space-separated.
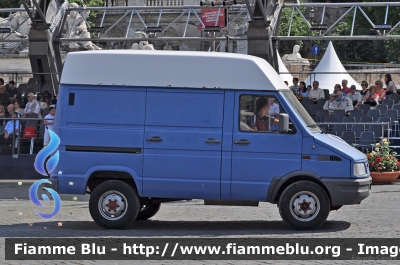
xmin=0 ymin=180 xmax=400 ymax=265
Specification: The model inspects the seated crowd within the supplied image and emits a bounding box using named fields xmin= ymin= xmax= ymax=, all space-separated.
xmin=288 ymin=75 xmax=399 ymax=152
xmin=289 ymin=74 xmax=398 ymax=111
xmin=0 ymin=77 xmax=57 ymax=149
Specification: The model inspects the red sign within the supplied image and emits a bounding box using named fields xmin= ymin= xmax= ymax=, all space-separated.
xmin=198 ymin=8 xmax=226 ymax=29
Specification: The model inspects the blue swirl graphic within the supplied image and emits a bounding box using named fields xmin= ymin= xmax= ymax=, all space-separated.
xmin=34 ymin=130 xmax=60 ymax=177
xmin=29 ymin=179 xmax=62 ymax=219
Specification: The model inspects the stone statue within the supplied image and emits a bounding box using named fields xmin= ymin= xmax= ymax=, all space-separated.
xmin=0 ymin=5 xmax=31 ymax=54
xmin=282 ymin=45 xmax=310 ymax=65
xmin=130 ymin=32 xmax=154 ymax=50
xmin=63 ymin=3 xmax=101 ymax=50
xmin=163 ymin=41 xmax=173 ymax=50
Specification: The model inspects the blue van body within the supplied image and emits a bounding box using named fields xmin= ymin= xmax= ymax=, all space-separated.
xmin=49 ymin=50 xmax=371 ymax=229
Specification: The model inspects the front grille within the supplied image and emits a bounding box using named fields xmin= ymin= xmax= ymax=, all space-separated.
xmin=317 ymin=155 xmax=342 ymax=162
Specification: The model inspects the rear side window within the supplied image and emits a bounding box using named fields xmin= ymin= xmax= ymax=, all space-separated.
xmin=239 ymin=95 xmax=295 ymax=133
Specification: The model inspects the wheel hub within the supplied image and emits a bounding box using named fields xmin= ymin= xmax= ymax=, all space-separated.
xmin=106 ymin=199 xmax=119 ymax=212
xmin=98 ymin=191 xmax=127 ymax=220
xmin=290 ymin=192 xmax=320 ymax=222
xmin=298 ymin=199 xmax=312 ymax=214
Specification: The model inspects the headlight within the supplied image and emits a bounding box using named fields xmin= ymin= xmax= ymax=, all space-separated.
xmin=354 ymin=162 xmax=367 ymax=177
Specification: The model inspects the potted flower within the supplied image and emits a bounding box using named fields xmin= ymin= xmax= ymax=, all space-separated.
xmin=367 ymin=138 xmax=400 ymax=183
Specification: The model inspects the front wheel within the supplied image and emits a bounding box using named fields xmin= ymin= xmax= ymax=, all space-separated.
xmin=89 ymin=180 xmax=140 ymax=229
xmin=279 ymin=181 xmax=330 ymax=230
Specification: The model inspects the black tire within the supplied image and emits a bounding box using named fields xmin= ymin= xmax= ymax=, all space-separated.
xmin=89 ymin=180 xmax=140 ymax=229
xmin=136 ymin=203 xmax=161 ymax=220
xmin=279 ymin=181 xmax=330 ymax=230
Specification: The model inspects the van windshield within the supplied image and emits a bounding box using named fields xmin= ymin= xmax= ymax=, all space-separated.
xmin=281 ymin=91 xmax=321 ymax=134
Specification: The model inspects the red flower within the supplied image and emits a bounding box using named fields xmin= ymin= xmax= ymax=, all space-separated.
xmin=371 ymin=163 xmax=375 ymax=167
xmin=397 ymin=162 xmax=400 ymax=167
xmin=375 ymin=157 xmax=383 ymax=162
xmin=378 ymin=166 xmax=382 ymax=170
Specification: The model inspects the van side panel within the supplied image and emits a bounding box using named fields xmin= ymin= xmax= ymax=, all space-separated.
xmin=53 ymin=85 xmax=146 ymax=194
xmin=143 ymin=89 xmax=223 ymax=199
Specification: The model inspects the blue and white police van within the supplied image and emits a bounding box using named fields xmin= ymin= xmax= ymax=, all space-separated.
xmin=50 ymin=50 xmax=371 ymax=230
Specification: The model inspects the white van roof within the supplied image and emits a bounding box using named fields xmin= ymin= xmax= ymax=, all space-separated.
xmin=60 ymin=50 xmax=287 ymax=91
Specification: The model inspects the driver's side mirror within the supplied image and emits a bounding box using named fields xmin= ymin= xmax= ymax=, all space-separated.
xmin=279 ymin=113 xmax=289 ymax=134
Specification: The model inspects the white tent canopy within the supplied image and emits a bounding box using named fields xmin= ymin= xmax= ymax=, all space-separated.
xmin=277 ymin=49 xmax=294 ymax=86
xmin=305 ymin=41 xmax=361 ymax=93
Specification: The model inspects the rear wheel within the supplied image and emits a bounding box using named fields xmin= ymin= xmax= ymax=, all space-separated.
xmin=279 ymin=181 xmax=330 ymax=230
xmin=136 ymin=203 xmax=161 ymax=220
xmin=89 ymin=180 xmax=140 ymax=229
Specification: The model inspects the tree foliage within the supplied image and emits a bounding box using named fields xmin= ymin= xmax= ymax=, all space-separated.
xmin=278 ymin=0 xmax=400 ymax=63
xmin=332 ymin=0 xmax=400 ymax=63
xmin=0 ymin=0 xmax=20 ymax=18
xmin=278 ymin=4 xmax=310 ymax=58
xmin=68 ymin=0 xmax=104 ymax=21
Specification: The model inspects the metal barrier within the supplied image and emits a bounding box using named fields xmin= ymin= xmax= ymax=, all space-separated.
xmin=0 ymin=116 xmax=53 ymax=158
xmin=317 ymin=122 xmax=391 ymax=142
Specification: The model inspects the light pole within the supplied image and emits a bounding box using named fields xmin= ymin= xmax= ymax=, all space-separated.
xmin=309 ymin=7 xmax=314 ymax=61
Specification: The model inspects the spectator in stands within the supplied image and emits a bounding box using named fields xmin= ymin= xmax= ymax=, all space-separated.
xmin=347 ymin=85 xmax=362 ymax=109
xmin=297 ymin=81 xmax=309 ymax=98
xmin=289 ymin=78 xmax=299 ymax=92
xmin=0 ymin=79 xmax=10 ymax=113
xmin=0 ymin=105 xmax=5 ymax=119
xmin=43 ymin=107 xmax=55 ymax=147
xmin=12 ymin=99 xmax=25 ymax=119
xmin=37 ymin=94 xmax=48 ymax=111
xmin=24 ymin=93 xmax=40 ymax=117
xmin=323 ymin=94 xmax=338 ymax=115
xmin=334 ymin=84 xmax=346 ymax=101
xmin=1 ymin=112 xmax=19 ymax=146
xmin=3 ymin=104 xmax=20 ymax=126
xmin=360 ymin=81 xmax=370 ymax=100
xmin=309 ymin=81 xmax=325 ymax=103
xmin=50 ymin=98 xmax=57 ymax=109
xmin=251 ymin=98 xmax=269 ymax=132
xmin=385 ymin=74 xmax=397 ymax=95
xmin=336 ymin=90 xmax=354 ymax=113
xmin=341 ymin=79 xmax=351 ymax=94
xmin=306 ymin=85 xmax=312 ymax=91
xmin=375 ymin=80 xmax=386 ymax=102
xmin=7 ymin=81 xmax=19 ymax=100
xmin=364 ymin=85 xmax=379 ymax=106
xmin=42 ymin=90 xmax=52 ymax=106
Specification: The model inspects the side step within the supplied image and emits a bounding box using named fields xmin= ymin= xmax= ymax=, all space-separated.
xmin=204 ymin=200 xmax=259 ymax=207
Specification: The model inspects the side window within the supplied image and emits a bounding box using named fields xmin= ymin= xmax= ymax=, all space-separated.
xmin=239 ymin=95 xmax=285 ymax=133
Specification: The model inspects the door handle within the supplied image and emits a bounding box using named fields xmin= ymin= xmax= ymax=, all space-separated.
xmin=147 ymin=136 xmax=162 ymax=142
xmin=234 ymin=139 xmax=250 ymax=145
xmin=205 ymin=138 xmax=221 ymax=144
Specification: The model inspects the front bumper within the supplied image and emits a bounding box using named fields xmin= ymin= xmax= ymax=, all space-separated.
xmin=321 ymin=176 xmax=372 ymax=205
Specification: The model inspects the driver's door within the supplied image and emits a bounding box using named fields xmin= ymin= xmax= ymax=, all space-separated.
xmin=231 ymin=91 xmax=303 ymax=200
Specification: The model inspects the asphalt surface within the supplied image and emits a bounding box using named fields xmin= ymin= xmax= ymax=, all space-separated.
xmin=0 ymin=180 xmax=400 ymax=265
